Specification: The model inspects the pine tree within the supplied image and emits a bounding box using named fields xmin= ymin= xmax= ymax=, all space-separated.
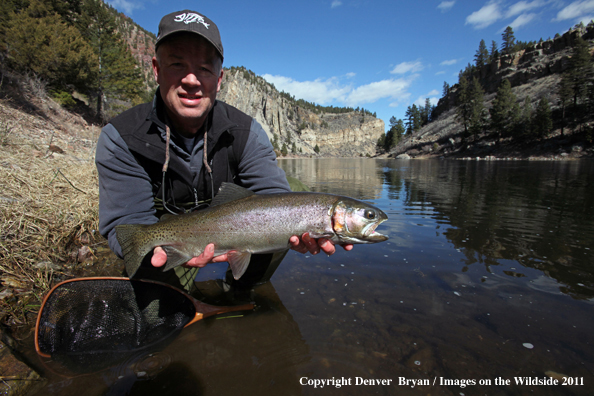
xmin=442 ymin=81 xmax=451 ymax=97
xmin=4 ymin=0 xmax=97 ymax=92
xmin=501 ymin=26 xmax=516 ymax=56
xmin=488 ymin=40 xmax=499 ymax=63
xmin=421 ymin=98 xmax=433 ymax=125
xmin=519 ymin=96 xmax=533 ymax=138
xmin=81 ymin=0 xmax=143 ymax=119
xmin=532 ymin=97 xmax=552 ymax=138
xmin=558 ymin=35 xmax=593 ymax=134
xmin=468 ymin=77 xmax=486 ymax=140
xmin=490 ymin=79 xmax=520 ymax=141
xmin=474 ymin=39 xmax=489 ymax=67
xmin=384 ymin=117 xmax=405 ymax=150
xmin=456 ymin=76 xmax=471 ymax=136
xmin=405 ymin=104 xmax=422 ymax=133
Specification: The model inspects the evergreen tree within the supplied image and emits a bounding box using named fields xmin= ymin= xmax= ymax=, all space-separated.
xmin=376 ymin=133 xmax=386 ymax=150
xmin=558 ymin=35 xmax=594 ymax=133
xmin=81 ymin=0 xmax=143 ymax=119
xmin=281 ymin=143 xmax=288 ymax=156
xmin=272 ymin=133 xmax=279 ymax=150
xmin=532 ymin=97 xmax=553 ymax=138
xmin=314 ymin=144 xmax=320 ymax=154
xmin=442 ymin=81 xmax=451 ymax=97
xmin=421 ymin=98 xmax=433 ymax=125
xmin=456 ymin=76 xmax=471 ymax=136
xmin=474 ymin=39 xmax=489 ymax=67
xmin=501 ymin=26 xmax=516 ymax=56
xmin=468 ymin=77 xmax=486 ymax=140
xmin=394 ymin=118 xmax=405 ymax=146
xmin=519 ymin=96 xmax=532 ymax=137
xmin=490 ymin=79 xmax=520 ymax=141
xmin=488 ymin=40 xmax=499 ymax=63
xmin=4 ymin=0 xmax=97 ymax=92
xmin=405 ymin=104 xmax=422 ymax=133
xmin=384 ymin=117 xmax=405 ymax=150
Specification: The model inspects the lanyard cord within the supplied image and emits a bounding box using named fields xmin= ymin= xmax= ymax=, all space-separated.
xmin=161 ymin=120 xmax=214 ymax=215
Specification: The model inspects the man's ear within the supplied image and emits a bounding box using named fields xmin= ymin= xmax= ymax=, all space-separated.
xmin=216 ymin=67 xmax=224 ymax=93
xmin=152 ymin=57 xmax=160 ymax=82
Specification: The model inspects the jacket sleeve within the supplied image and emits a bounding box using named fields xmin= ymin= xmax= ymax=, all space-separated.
xmin=95 ymin=124 xmax=159 ymax=257
xmin=237 ymin=119 xmax=291 ymax=193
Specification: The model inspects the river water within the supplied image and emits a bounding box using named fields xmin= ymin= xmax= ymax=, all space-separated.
xmin=28 ymin=158 xmax=594 ymax=395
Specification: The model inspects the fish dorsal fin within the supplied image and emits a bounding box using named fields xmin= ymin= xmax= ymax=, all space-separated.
xmin=211 ymin=182 xmax=255 ymax=207
xmin=159 ymin=214 xmax=177 ymax=222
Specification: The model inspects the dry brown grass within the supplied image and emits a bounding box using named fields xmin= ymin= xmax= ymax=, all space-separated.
xmin=0 ymin=97 xmax=103 ymax=326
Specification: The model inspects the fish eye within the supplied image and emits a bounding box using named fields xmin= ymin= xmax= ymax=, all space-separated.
xmin=364 ymin=209 xmax=376 ymax=220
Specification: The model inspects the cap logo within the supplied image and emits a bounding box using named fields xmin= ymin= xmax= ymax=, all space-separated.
xmin=173 ymin=13 xmax=210 ymax=29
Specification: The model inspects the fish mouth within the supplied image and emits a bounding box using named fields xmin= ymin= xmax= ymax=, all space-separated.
xmin=363 ymin=220 xmax=388 ymax=242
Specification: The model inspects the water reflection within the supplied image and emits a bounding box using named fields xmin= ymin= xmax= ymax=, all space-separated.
xmin=280 ymin=158 xmax=594 ymax=300
xmin=379 ymin=160 xmax=594 ymax=300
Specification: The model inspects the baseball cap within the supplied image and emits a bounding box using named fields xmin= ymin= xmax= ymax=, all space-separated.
xmin=155 ymin=10 xmax=224 ymax=60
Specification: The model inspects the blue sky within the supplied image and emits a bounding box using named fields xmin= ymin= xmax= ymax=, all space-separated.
xmin=106 ymin=0 xmax=594 ymax=130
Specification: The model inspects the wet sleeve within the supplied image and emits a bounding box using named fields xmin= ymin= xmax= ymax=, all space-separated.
xmin=95 ymin=124 xmax=158 ymax=257
xmin=237 ymin=119 xmax=291 ymax=194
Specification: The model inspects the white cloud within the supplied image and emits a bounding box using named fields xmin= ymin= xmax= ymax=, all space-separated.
xmin=578 ymin=14 xmax=594 ymax=24
xmin=262 ymin=75 xmax=351 ymax=105
xmin=262 ymin=71 xmax=418 ymax=109
xmin=506 ymin=0 xmax=545 ymax=18
xmin=466 ymin=1 xmax=503 ymax=29
xmin=331 ymin=0 xmax=343 ymax=8
xmin=440 ymin=58 xmax=459 ymax=66
xmin=105 ymin=0 xmax=143 ymax=14
xmin=345 ymin=72 xmax=356 ymax=78
xmin=438 ymin=1 xmax=456 ymax=12
xmin=555 ymin=0 xmax=594 ymax=21
xmin=390 ymin=61 xmax=424 ymax=74
xmin=345 ymin=77 xmax=415 ymax=107
xmin=509 ymin=13 xmax=538 ymax=29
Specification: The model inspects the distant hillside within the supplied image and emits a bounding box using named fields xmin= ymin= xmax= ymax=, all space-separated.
xmin=392 ymin=24 xmax=594 ymax=160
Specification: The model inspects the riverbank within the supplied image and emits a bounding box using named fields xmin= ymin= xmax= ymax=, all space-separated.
xmin=0 ymin=95 xmax=117 ymax=395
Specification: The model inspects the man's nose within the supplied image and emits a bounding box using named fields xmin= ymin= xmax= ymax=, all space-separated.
xmin=181 ymin=72 xmax=201 ymax=86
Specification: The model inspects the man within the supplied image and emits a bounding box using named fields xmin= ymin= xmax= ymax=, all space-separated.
xmin=96 ymin=10 xmax=351 ymax=291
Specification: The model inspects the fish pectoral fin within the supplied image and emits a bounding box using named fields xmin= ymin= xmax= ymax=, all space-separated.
xmin=162 ymin=246 xmax=193 ymax=271
xmin=227 ymin=251 xmax=252 ymax=280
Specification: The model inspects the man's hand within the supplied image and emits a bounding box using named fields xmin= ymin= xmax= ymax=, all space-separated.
xmin=289 ymin=232 xmax=353 ymax=255
xmin=151 ymin=244 xmax=229 ymax=268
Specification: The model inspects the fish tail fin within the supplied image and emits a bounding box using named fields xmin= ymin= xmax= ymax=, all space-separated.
xmin=116 ymin=224 xmax=153 ymax=277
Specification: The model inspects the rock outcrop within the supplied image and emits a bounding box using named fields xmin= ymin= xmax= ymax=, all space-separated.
xmin=395 ymin=24 xmax=594 ymax=159
xmin=218 ymin=67 xmax=384 ymax=157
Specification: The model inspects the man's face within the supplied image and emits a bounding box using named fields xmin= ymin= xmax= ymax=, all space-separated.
xmin=152 ymin=34 xmax=223 ymax=136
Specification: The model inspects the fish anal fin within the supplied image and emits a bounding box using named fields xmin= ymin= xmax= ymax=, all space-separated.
xmin=227 ymin=251 xmax=252 ymax=280
xmin=162 ymin=246 xmax=194 ymax=271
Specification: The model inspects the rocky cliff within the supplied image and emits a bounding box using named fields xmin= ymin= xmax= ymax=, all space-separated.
xmin=218 ymin=67 xmax=385 ymax=157
xmin=395 ymin=25 xmax=594 ymax=159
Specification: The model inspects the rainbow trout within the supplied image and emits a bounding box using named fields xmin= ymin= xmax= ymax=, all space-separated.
xmin=116 ymin=183 xmax=388 ymax=279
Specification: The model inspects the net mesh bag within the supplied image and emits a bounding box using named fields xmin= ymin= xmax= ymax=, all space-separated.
xmin=36 ymin=278 xmax=196 ymax=372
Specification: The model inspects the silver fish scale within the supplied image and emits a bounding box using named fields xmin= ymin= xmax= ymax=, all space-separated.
xmin=184 ymin=193 xmax=337 ymax=253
